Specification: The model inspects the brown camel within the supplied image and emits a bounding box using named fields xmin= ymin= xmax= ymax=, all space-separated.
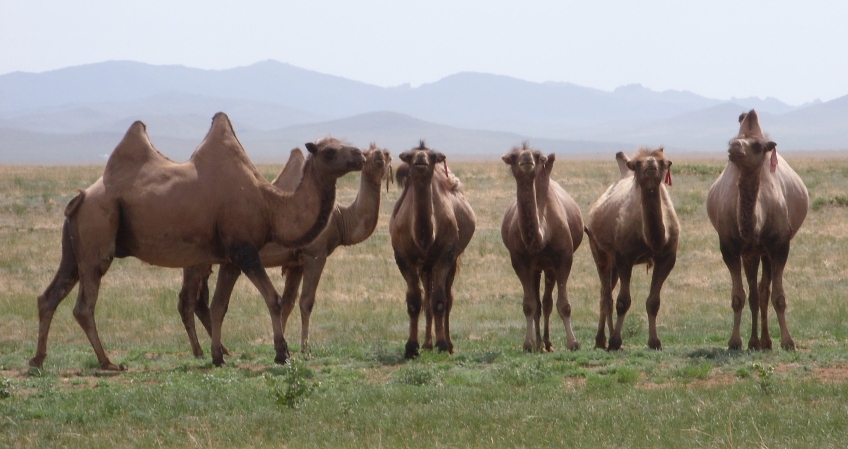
xmin=30 ymin=113 xmax=364 ymax=370
xmin=179 ymin=144 xmax=392 ymax=356
xmin=390 ymin=141 xmax=476 ymax=358
xmin=586 ymin=147 xmax=679 ymax=350
xmin=706 ymin=110 xmax=808 ymax=350
xmin=501 ymin=143 xmax=584 ymax=352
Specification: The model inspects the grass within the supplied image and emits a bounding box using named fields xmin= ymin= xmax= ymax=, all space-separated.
xmin=2 ymin=155 xmax=848 ymax=448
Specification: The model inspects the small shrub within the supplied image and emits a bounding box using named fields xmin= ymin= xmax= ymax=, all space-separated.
xmin=0 ymin=378 xmax=11 ymax=399
xmin=751 ymin=362 xmax=775 ymax=394
xmin=270 ymin=359 xmax=319 ymax=409
xmin=394 ymin=364 xmax=438 ymax=386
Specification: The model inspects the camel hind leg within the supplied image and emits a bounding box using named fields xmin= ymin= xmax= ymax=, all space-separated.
xmin=758 ymin=255 xmax=773 ymax=350
xmin=553 ymin=252 xmax=579 ymax=351
xmin=608 ymin=254 xmax=634 ymax=351
xmin=768 ymin=242 xmax=795 ymax=350
xmin=443 ymin=261 xmax=458 ymax=354
xmin=297 ymin=256 xmax=328 ymax=354
xmin=178 ymin=265 xmax=210 ymax=357
xmin=587 ymin=231 xmax=614 ymax=349
xmin=542 ymin=269 xmax=555 ymax=351
xmin=30 ymin=220 xmax=80 ymax=369
xmin=428 ymin=248 xmax=457 ymax=353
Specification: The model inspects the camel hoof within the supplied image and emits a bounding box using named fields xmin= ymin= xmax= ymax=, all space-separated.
xmin=760 ymin=338 xmax=773 ymax=351
xmin=728 ymin=337 xmax=743 ymax=351
xmin=436 ymin=340 xmax=451 ymax=353
xmin=28 ymin=356 xmax=45 ymax=369
xmin=422 ymin=342 xmax=434 ymax=351
xmin=747 ymin=338 xmax=761 ymax=351
xmin=781 ymin=339 xmax=795 ymax=351
xmin=648 ymin=338 xmax=662 ymax=350
xmin=608 ymin=335 xmax=623 ymax=351
xmin=594 ymin=335 xmax=607 ymax=350
xmin=100 ymin=362 xmax=127 ymax=372
xmin=404 ymin=341 xmax=420 ymax=359
xmin=567 ymin=340 xmax=580 ymax=351
xmin=522 ymin=341 xmax=535 ymax=353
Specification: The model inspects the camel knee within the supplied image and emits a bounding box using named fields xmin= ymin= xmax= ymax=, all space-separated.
xmin=646 ymin=297 xmax=660 ymax=317
xmin=772 ymin=294 xmax=787 ymax=313
xmin=731 ymin=294 xmax=745 ymax=312
xmin=615 ymin=296 xmax=631 ymax=315
xmin=557 ymin=302 xmax=572 ymax=318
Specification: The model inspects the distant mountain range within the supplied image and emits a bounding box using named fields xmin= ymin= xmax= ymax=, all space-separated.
xmin=0 ymin=60 xmax=844 ymax=164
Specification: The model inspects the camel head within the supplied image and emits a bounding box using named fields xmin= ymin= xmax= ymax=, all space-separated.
xmin=728 ymin=110 xmax=778 ymax=173
xmin=399 ymin=140 xmax=445 ymax=183
xmin=626 ymin=147 xmax=672 ymax=190
xmin=363 ymin=143 xmax=393 ymax=189
xmin=502 ymin=142 xmax=549 ymax=183
xmin=305 ymin=137 xmax=365 ymax=179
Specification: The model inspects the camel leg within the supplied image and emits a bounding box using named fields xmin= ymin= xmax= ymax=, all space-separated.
xmin=588 ymin=236 xmax=614 ymax=349
xmin=444 ymin=262 xmax=458 ymax=353
xmin=542 ymin=269 xmax=555 ymax=352
xmin=742 ymin=254 xmax=762 ymax=350
xmin=191 ymin=269 xmax=231 ymax=357
xmin=532 ymin=270 xmax=543 ymax=350
xmin=209 ymin=262 xmax=242 ymax=366
xmin=178 ymin=265 xmax=208 ymax=358
xmin=73 ymin=264 xmax=124 ymax=371
xmin=609 ymin=254 xmax=633 ymax=351
xmin=421 ymin=267 xmax=434 ymax=351
xmin=758 ymin=256 xmax=773 ymax=350
xmin=279 ymin=266 xmax=304 ymax=350
xmin=29 ymin=220 xmax=80 ymax=369
xmin=720 ymin=241 xmax=746 ymax=350
xmin=429 ymin=249 xmax=457 ymax=353
xmin=646 ymin=252 xmax=676 ymax=350
xmin=768 ymin=242 xmax=795 ymax=350
xmin=554 ymin=252 xmax=579 ymax=351
xmin=510 ymin=254 xmax=540 ymax=352
xmin=298 ymin=256 xmax=328 ymax=354
xmin=395 ymin=252 xmax=422 ymax=359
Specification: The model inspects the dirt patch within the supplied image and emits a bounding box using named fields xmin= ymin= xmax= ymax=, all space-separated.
xmin=814 ymin=363 xmax=848 ymax=384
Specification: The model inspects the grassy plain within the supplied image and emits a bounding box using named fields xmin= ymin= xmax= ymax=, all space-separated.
xmin=1 ymin=155 xmax=848 ymax=448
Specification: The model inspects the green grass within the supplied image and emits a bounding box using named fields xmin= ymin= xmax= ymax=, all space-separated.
xmin=2 ymin=156 xmax=848 ymax=448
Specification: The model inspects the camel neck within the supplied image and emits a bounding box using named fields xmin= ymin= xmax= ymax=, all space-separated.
xmin=268 ymin=157 xmax=337 ymax=248
xmin=639 ymin=184 xmax=667 ymax=252
xmin=411 ymin=177 xmax=435 ymax=250
xmin=737 ymin=170 xmax=761 ymax=242
xmin=338 ymin=171 xmax=383 ymax=246
xmin=515 ymin=176 xmax=546 ymax=253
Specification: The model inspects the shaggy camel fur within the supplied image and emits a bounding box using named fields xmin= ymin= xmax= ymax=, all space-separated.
xmin=586 ymin=147 xmax=679 ymax=350
xmin=706 ymin=110 xmax=808 ymax=350
xmin=501 ymin=143 xmax=584 ymax=351
xmin=177 ymin=147 xmax=307 ymax=358
xmin=30 ymin=114 xmax=364 ymax=370
xmin=390 ymin=141 xmax=476 ymax=358
xmin=179 ymin=144 xmax=392 ymax=356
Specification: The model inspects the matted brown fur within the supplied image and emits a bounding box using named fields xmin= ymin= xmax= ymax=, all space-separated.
xmin=707 ymin=110 xmax=809 ymax=351
xmin=29 ymin=114 xmax=365 ymax=370
xmin=501 ymin=142 xmax=584 ymax=352
xmin=390 ymin=141 xmax=476 ymax=358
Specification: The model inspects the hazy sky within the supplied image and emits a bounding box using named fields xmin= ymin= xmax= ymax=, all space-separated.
xmin=2 ymin=1 xmax=846 ymax=105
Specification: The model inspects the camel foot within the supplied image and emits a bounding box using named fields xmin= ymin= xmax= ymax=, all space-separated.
xmin=192 ymin=348 xmax=204 ymax=358
xmin=522 ymin=341 xmax=535 ymax=353
xmin=212 ymin=347 xmax=226 ymax=367
xmin=404 ymin=341 xmax=420 ymax=359
xmin=781 ymin=338 xmax=795 ymax=351
xmin=274 ymin=339 xmax=290 ymax=365
xmin=28 ymin=355 xmax=45 ymax=369
xmin=544 ymin=341 xmax=554 ymax=352
xmin=566 ymin=340 xmax=580 ymax=351
xmin=221 ymin=344 xmax=232 ymax=357
xmin=99 ymin=362 xmax=127 ymax=372
xmin=760 ymin=337 xmax=773 ymax=351
xmin=435 ymin=340 xmax=451 ymax=353
xmin=608 ymin=335 xmax=623 ymax=351
xmin=648 ymin=337 xmax=662 ymax=350
xmin=728 ymin=336 xmax=743 ymax=351
xmin=422 ymin=342 xmax=434 ymax=351
xmin=747 ymin=338 xmax=761 ymax=351
xmin=594 ymin=334 xmax=607 ymax=350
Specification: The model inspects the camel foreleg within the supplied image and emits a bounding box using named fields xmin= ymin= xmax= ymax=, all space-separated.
xmin=742 ymin=253 xmax=762 ymax=350
xmin=554 ymin=254 xmax=579 ymax=351
xmin=209 ymin=262 xmax=242 ymax=366
xmin=542 ymin=270 xmax=555 ymax=351
xmin=395 ymin=252 xmax=422 ymax=359
xmin=768 ymin=243 xmax=795 ymax=350
xmin=646 ymin=252 xmax=676 ymax=350
xmin=720 ymin=241 xmax=746 ymax=350
xmin=609 ymin=254 xmax=634 ymax=351
xmin=298 ymin=256 xmax=328 ymax=354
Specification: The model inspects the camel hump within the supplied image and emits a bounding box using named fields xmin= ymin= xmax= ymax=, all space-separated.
xmin=272 ymin=147 xmax=306 ymax=191
xmin=190 ymin=112 xmax=254 ymax=167
xmin=103 ymin=120 xmax=171 ymax=187
xmin=738 ymin=109 xmax=764 ymax=139
xmin=64 ymin=190 xmax=85 ymax=218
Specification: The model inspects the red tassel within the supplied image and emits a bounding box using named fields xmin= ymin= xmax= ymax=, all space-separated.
xmin=770 ymin=149 xmax=778 ymax=173
xmin=664 ymin=169 xmax=673 ymax=186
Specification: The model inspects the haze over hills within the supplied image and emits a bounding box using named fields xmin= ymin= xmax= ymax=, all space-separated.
xmin=0 ymin=60 xmax=845 ymax=164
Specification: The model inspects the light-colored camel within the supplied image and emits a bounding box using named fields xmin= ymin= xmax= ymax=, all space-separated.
xmin=501 ymin=143 xmax=584 ymax=352
xmin=179 ymin=144 xmax=392 ymax=356
xmin=390 ymin=141 xmax=476 ymax=358
xmin=586 ymin=147 xmax=679 ymax=350
xmin=30 ymin=113 xmax=364 ymax=370
xmin=706 ymin=110 xmax=808 ymax=350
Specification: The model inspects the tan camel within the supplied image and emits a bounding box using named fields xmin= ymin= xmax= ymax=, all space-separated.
xmin=179 ymin=144 xmax=392 ymax=356
xmin=586 ymin=147 xmax=679 ymax=350
xmin=501 ymin=143 xmax=584 ymax=352
xmin=30 ymin=113 xmax=364 ymax=370
xmin=390 ymin=141 xmax=476 ymax=358
xmin=706 ymin=110 xmax=808 ymax=350
xmin=177 ymin=147 xmax=307 ymax=358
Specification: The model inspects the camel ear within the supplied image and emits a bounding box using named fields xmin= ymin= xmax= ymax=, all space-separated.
xmin=502 ymin=153 xmax=514 ymax=165
xmin=546 ymin=153 xmax=556 ymax=164
xmin=399 ymin=151 xmax=412 ymax=163
xmin=666 ymin=160 xmax=672 ymax=168
xmin=435 ymin=152 xmax=446 ymax=163
xmin=738 ymin=113 xmax=747 ymax=124
xmin=305 ymin=142 xmax=318 ymax=154
xmin=626 ymin=160 xmax=637 ymax=171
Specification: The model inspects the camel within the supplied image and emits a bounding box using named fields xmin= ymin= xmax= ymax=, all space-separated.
xmin=178 ymin=144 xmax=392 ymax=356
xmin=500 ymin=143 xmax=584 ymax=352
xmin=29 ymin=113 xmax=364 ymax=370
xmin=586 ymin=147 xmax=679 ymax=350
xmin=390 ymin=141 xmax=476 ymax=358
xmin=706 ymin=110 xmax=808 ymax=351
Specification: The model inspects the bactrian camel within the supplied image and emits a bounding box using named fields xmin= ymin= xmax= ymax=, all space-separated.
xmin=501 ymin=143 xmax=584 ymax=352
xmin=586 ymin=148 xmax=679 ymax=350
xmin=707 ymin=110 xmax=808 ymax=350
xmin=390 ymin=141 xmax=476 ymax=358
xmin=30 ymin=113 xmax=364 ymax=370
xmin=179 ymin=144 xmax=392 ymax=356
